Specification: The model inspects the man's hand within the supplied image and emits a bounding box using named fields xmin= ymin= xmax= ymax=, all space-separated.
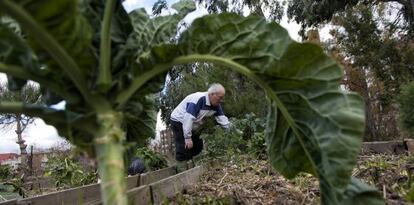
xmin=185 ymin=138 xmax=193 ymax=149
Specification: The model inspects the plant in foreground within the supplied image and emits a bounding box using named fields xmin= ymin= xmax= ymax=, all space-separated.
xmin=0 ymin=0 xmax=383 ymax=204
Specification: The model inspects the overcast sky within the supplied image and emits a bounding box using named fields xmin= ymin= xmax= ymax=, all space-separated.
xmin=0 ymin=0 xmax=328 ymax=153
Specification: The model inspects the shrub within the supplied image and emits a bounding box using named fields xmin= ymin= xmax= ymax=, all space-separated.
xmin=134 ymin=147 xmax=168 ymax=171
xmin=197 ymin=114 xmax=267 ymax=161
xmin=44 ymin=154 xmax=97 ymax=188
xmin=200 ymin=125 xmax=246 ymax=161
xmin=247 ymin=132 xmax=267 ymax=159
xmin=0 ymin=164 xmax=13 ymax=181
xmin=398 ymin=82 xmax=414 ymax=137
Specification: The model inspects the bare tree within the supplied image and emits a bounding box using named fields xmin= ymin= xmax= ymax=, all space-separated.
xmin=0 ymin=82 xmax=41 ymax=173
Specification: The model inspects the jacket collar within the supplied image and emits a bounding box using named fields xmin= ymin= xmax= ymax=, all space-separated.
xmin=205 ymin=92 xmax=211 ymax=106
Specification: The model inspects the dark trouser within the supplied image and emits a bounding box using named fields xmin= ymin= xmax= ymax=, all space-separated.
xmin=170 ymin=120 xmax=203 ymax=161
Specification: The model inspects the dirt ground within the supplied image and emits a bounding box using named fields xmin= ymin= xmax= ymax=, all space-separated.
xmin=168 ymin=154 xmax=413 ymax=205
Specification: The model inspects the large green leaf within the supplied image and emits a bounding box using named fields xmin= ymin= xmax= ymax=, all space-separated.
xmin=340 ymin=178 xmax=384 ymax=205
xmin=0 ymin=18 xmax=82 ymax=104
xmin=14 ymin=0 xmax=96 ymax=73
xmin=0 ymin=21 xmax=81 ymax=103
xmin=0 ymin=3 xmax=115 ymax=162
xmin=135 ymin=13 xmax=383 ymax=204
xmin=128 ymin=0 xmax=195 ymax=55
xmin=0 ymin=24 xmax=33 ymax=90
xmin=111 ymin=2 xmax=197 ymax=145
xmin=0 ymin=0 xmax=96 ymax=107
xmin=114 ymin=0 xmax=196 ymax=98
xmin=81 ymin=0 xmax=133 ymax=81
xmin=123 ymin=94 xmax=157 ymax=147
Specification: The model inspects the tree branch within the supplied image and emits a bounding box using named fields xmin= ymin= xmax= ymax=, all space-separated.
xmin=0 ymin=102 xmax=97 ymax=134
xmin=20 ymin=117 xmax=34 ymax=132
xmin=0 ymin=63 xmax=80 ymax=104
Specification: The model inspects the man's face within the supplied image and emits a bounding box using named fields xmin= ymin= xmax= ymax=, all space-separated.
xmin=210 ymin=91 xmax=225 ymax=106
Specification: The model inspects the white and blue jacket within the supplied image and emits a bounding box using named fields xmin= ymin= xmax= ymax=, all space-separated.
xmin=170 ymin=92 xmax=230 ymax=139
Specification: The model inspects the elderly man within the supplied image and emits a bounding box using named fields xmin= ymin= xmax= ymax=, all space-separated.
xmin=170 ymin=83 xmax=230 ymax=171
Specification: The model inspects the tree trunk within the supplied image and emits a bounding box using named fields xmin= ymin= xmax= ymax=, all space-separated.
xmin=29 ymin=145 xmax=33 ymax=175
xmin=365 ymin=97 xmax=378 ymax=140
xmin=15 ymin=114 xmax=28 ymax=171
xmin=362 ymin=71 xmax=378 ymax=141
xmin=94 ymin=111 xmax=127 ymax=205
xmin=345 ymin=67 xmax=378 ymax=141
xmin=410 ymin=0 xmax=414 ymax=22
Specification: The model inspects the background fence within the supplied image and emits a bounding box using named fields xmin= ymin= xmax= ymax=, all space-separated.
xmin=153 ymin=129 xmax=175 ymax=161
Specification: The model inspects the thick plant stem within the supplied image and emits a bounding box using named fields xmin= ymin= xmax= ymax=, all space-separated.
xmin=97 ymin=0 xmax=116 ymax=91
xmin=94 ymin=112 xmax=127 ymax=205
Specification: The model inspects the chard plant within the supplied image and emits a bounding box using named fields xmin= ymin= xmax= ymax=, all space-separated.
xmin=0 ymin=0 xmax=384 ymax=204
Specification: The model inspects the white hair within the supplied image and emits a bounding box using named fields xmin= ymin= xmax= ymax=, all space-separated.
xmin=208 ymin=83 xmax=225 ymax=94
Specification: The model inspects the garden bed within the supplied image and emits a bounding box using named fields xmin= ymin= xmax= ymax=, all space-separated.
xmin=168 ymin=154 xmax=413 ymax=204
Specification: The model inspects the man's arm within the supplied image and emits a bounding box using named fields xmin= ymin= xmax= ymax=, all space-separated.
xmin=182 ymin=112 xmax=195 ymax=149
xmin=182 ymin=101 xmax=203 ymax=149
xmin=182 ymin=112 xmax=195 ymax=139
xmin=214 ymin=105 xmax=230 ymax=129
